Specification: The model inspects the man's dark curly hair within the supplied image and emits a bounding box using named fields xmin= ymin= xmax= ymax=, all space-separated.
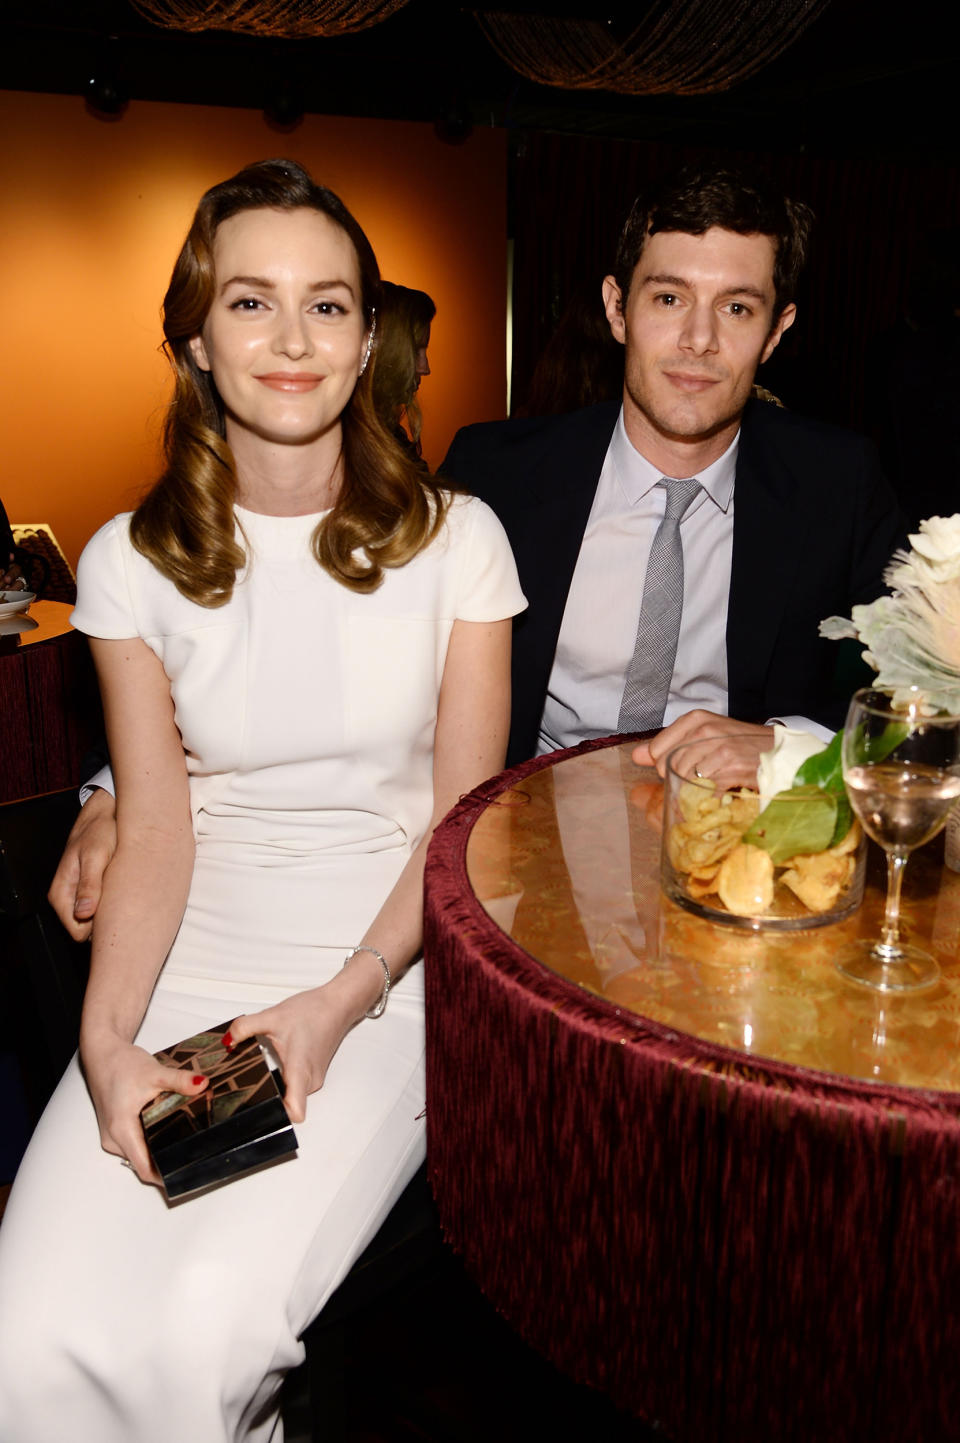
xmin=613 ymin=164 xmax=815 ymax=320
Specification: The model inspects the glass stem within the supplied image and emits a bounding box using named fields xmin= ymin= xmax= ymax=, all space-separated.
xmin=878 ymin=850 xmax=909 ymax=959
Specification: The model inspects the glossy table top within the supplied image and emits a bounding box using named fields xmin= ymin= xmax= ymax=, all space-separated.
xmin=465 ymin=740 xmax=960 ymax=1092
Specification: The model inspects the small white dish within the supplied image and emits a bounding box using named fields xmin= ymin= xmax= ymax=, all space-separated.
xmin=0 ymin=614 xmax=39 ymax=637
xmin=0 ymin=590 xmax=36 ymax=618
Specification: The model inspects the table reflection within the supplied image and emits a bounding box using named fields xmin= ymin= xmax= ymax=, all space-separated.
xmin=465 ymin=739 xmax=960 ymax=1090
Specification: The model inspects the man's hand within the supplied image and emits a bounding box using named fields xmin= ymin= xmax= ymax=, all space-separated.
xmin=632 ymin=710 xmax=774 ymax=782
xmin=1 ymin=556 xmax=27 ymax=590
xmin=48 ymin=788 xmax=118 ymax=940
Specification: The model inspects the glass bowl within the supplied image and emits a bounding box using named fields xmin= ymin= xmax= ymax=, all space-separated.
xmin=660 ymin=734 xmax=866 ymax=931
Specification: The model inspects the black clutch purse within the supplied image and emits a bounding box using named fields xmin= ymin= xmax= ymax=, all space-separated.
xmin=140 ymin=1019 xmax=298 ymax=1201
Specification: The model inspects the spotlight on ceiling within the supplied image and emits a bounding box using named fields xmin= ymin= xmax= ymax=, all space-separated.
xmin=85 ymin=40 xmax=129 ymax=119
xmin=434 ymin=102 xmax=473 ymax=146
xmin=264 ymin=89 xmax=304 ymax=131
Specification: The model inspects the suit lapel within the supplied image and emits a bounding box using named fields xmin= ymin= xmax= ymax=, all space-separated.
xmin=512 ymin=404 xmax=619 ymax=616
xmin=508 ymin=403 xmax=620 ymax=762
xmin=727 ymin=402 xmax=805 ymax=718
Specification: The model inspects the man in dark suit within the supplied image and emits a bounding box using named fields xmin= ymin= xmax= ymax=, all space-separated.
xmin=443 ymin=164 xmax=902 ymax=768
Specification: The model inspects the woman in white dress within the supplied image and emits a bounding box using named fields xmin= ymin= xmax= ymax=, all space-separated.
xmin=0 ymin=159 xmax=524 ymax=1442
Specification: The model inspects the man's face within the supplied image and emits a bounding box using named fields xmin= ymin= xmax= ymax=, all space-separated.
xmin=603 ymin=227 xmax=795 ymax=458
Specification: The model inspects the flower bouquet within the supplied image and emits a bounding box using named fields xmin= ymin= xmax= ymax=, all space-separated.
xmin=820 ymin=515 xmax=960 ymax=714
xmin=820 ymin=516 xmax=960 ymax=985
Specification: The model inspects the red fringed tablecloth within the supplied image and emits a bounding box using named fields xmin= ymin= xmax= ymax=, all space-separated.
xmin=424 ymin=738 xmax=960 ymax=1443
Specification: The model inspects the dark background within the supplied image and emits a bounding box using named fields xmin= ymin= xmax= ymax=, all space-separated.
xmin=4 ymin=0 xmax=959 ymax=512
xmin=3 ymin=1 xmax=952 ymax=156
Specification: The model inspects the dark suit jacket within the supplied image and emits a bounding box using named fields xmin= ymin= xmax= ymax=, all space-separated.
xmin=442 ymin=399 xmax=905 ymax=765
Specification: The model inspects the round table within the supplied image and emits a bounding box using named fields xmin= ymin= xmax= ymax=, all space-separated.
xmin=0 ymin=600 xmax=102 ymax=803
xmin=423 ymin=736 xmax=960 ymax=1443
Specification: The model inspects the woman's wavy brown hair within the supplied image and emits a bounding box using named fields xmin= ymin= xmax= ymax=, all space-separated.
xmin=130 ymin=158 xmax=449 ymax=605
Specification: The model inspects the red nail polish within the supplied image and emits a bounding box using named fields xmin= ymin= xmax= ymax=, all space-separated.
xmin=222 ymin=1031 xmax=234 ymax=1050
xmin=192 ymin=1075 xmax=206 ymax=1086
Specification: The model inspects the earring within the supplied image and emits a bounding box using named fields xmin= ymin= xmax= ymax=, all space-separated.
xmin=358 ymin=310 xmax=377 ymax=376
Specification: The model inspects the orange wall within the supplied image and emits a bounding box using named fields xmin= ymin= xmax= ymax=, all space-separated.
xmin=0 ymin=91 xmax=507 ymax=568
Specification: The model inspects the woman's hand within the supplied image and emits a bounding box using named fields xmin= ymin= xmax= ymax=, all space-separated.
xmin=228 ymin=955 xmax=384 ymax=1123
xmin=80 ymin=1034 xmax=208 ymax=1184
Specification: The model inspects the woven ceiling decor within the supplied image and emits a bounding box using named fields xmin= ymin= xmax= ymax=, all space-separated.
xmin=129 ymin=0 xmax=408 ymax=38
xmin=475 ymin=1 xmax=832 ymax=95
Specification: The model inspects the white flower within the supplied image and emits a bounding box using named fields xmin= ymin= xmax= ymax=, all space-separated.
xmin=891 ymin=515 xmax=960 ymax=586
xmin=820 ymin=615 xmax=859 ymax=641
xmin=757 ymin=726 xmax=825 ymax=807
xmin=820 ymin=513 xmax=960 ymax=716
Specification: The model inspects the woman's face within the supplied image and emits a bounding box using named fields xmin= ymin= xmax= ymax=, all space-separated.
xmin=413 ymin=324 xmax=431 ymax=389
xmin=189 ymin=206 xmax=369 ymax=451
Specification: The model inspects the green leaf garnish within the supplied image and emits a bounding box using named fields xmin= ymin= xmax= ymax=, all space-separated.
xmin=743 ymin=785 xmax=838 ymax=864
xmin=862 ymin=719 xmax=911 ymax=767
xmin=828 ymin=792 xmax=853 ymax=849
xmin=793 ymin=731 xmax=851 ymax=846
xmin=795 ymin=729 xmax=843 ymax=793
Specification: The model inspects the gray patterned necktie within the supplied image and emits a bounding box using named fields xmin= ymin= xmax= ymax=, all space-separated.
xmin=618 ymin=477 xmax=702 ymax=733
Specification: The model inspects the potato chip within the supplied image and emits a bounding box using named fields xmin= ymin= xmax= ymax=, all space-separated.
xmin=683 ymin=806 xmax=732 ymax=837
xmin=781 ymin=867 xmax=835 ymax=912
xmin=681 ymin=825 xmax=742 ymax=869
xmin=781 ymin=848 xmax=855 ymax=912
xmin=716 ymin=842 xmax=775 ymax=915
xmin=723 ymin=791 xmax=761 ymax=830
xmin=677 ymin=778 xmax=717 ymax=823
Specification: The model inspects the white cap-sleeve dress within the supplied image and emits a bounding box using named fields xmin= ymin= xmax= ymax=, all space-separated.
xmin=0 ymin=494 xmax=526 ymax=1443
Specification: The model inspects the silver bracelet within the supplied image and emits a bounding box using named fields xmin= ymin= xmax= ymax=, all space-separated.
xmin=344 ymin=945 xmax=390 ymax=1019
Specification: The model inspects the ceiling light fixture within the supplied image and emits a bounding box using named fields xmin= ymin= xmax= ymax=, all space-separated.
xmin=129 ymin=0 xmax=408 ymax=39
xmin=475 ymin=1 xmax=831 ymax=95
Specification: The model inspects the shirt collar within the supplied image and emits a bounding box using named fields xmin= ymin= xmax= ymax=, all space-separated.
xmin=609 ymin=405 xmax=739 ymax=514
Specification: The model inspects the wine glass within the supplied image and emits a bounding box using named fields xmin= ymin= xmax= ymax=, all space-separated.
xmin=837 ymin=688 xmax=960 ymax=991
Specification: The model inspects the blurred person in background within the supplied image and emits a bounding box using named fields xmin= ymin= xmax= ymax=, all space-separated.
xmin=371 ymin=280 xmax=436 ymax=465
xmin=0 ymin=495 xmax=43 ymax=594
xmin=518 ymin=279 xmax=624 ymax=417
